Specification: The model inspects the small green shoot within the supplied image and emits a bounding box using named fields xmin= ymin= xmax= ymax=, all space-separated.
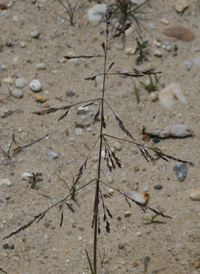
xmin=135 ymin=39 xmax=148 ymax=64
xmin=29 ymin=173 xmax=43 ymax=189
xmin=85 ymin=249 xmax=94 ymax=274
xmin=144 ymin=210 xmax=165 ymax=224
xmin=74 ymin=122 xmax=84 ymax=129
xmin=58 ymin=0 xmax=78 ymax=26
xmin=140 ymin=74 xmax=160 ymax=92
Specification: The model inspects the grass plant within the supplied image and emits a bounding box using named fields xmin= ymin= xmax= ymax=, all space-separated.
xmin=3 ymin=8 xmax=192 ymax=274
xmin=58 ymin=0 xmax=78 ymax=26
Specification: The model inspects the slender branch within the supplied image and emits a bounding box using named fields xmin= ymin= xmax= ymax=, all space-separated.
xmin=3 ymin=178 xmax=96 ymax=240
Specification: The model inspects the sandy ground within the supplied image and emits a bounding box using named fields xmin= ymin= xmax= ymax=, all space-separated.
xmin=0 ymin=1 xmax=200 ymax=273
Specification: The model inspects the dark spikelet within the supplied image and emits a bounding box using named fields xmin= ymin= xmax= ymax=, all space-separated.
xmin=106 ymin=207 xmax=113 ymax=218
xmin=115 ymin=114 xmax=135 ymax=140
xmin=154 ymin=150 xmax=192 ymax=164
xmin=82 ymin=101 xmax=96 ymax=108
xmin=103 ymin=193 xmax=113 ymax=198
xmin=111 ymin=151 xmax=121 ymax=168
xmin=0 ymin=267 xmax=8 ymax=274
xmin=64 ymin=54 xmax=101 ymax=59
xmin=33 ymin=107 xmax=59 ymax=116
xmin=102 ymin=42 xmax=106 ymax=53
xmin=85 ymin=75 xmax=97 ymax=81
xmin=139 ymin=147 xmax=155 ymax=162
xmin=106 ymin=220 xmax=110 ymax=233
xmin=93 ymin=106 xmax=100 ymax=124
xmin=119 ymin=70 xmax=162 ymax=78
xmin=58 ymin=110 xmax=69 ymax=121
xmin=125 ymin=196 xmax=132 ymax=208
xmin=36 ymin=212 xmax=47 ymax=223
xmin=3 ymin=212 xmax=45 ymax=240
xmin=60 ymin=210 xmax=64 ymax=227
xmin=91 ymin=216 xmax=95 ymax=229
xmin=66 ymin=202 xmax=75 ymax=213
xmin=113 ymin=23 xmax=132 ymax=39
xmin=102 ymin=116 xmax=106 ymax=128
xmin=74 ymin=159 xmax=87 ymax=185
xmin=103 ymin=214 xmax=106 ymax=222
xmin=98 ymin=217 xmax=101 ymax=235
xmin=107 ymin=61 xmax=115 ymax=72
xmin=108 ymin=150 xmax=115 ymax=170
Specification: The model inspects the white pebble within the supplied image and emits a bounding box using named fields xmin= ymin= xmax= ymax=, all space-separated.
xmin=11 ymin=89 xmax=23 ymax=98
xmin=30 ymin=30 xmax=40 ymax=38
xmin=22 ymin=173 xmax=32 ymax=180
xmin=12 ymin=56 xmax=19 ymax=64
xmin=109 ymin=188 xmax=114 ymax=194
xmin=49 ymin=151 xmax=58 ymax=159
xmin=154 ymin=50 xmax=162 ymax=57
xmin=15 ymin=78 xmax=27 ymax=88
xmin=0 ymin=178 xmax=12 ymax=186
xmin=107 ymin=174 xmax=114 ymax=184
xmin=2 ymin=77 xmax=14 ymax=85
xmin=132 ymin=191 xmax=149 ymax=205
xmin=75 ymin=128 xmax=83 ymax=135
xmin=136 ymin=231 xmax=142 ymax=237
xmin=87 ymin=4 xmax=107 ymax=23
xmin=185 ymin=61 xmax=192 ymax=71
xmin=20 ymin=42 xmax=27 ymax=48
xmin=190 ymin=190 xmax=200 ymax=201
xmin=114 ymin=142 xmax=121 ymax=151
xmin=36 ymin=63 xmax=46 ymax=70
xmin=29 ymin=79 xmax=42 ymax=92
xmin=124 ymin=211 xmax=131 ymax=217
xmin=77 ymin=106 xmax=89 ymax=115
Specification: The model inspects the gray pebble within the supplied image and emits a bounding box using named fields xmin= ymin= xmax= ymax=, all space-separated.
xmin=154 ymin=184 xmax=163 ymax=190
xmin=30 ymin=30 xmax=40 ymax=38
xmin=65 ymin=90 xmax=75 ymax=97
xmin=1 ymin=64 xmax=6 ymax=70
xmin=154 ymin=50 xmax=162 ymax=57
xmin=173 ymin=163 xmax=187 ymax=181
xmin=118 ymin=243 xmax=125 ymax=249
xmin=148 ymin=23 xmax=156 ymax=29
xmin=77 ymin=106 xmax=89 ymax=115
xmin=15 ymin=78 xmax=27 ymax=88
xmin=166 ymin=45 xmax=172 ymax=52
xmin=173 ymin=45 xmax=178 ymax=51
xmin=49 ymin=151 xmax=58 ymax=159
xmin=185 ymin=61 xmax=192 ymax=71
xmin=75 ymin=128 xmax=83 ymax=135
xmin=11 ymin=89 xmax=23 ymax=98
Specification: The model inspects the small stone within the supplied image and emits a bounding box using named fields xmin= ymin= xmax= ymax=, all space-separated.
xmin=12 ymin=56 xmax=19 ymax=64
xmin=125 ymin=48 xmax=135 ymax=55
xmin=185 ymin=61 xmax=192 ymax=71
xmin=65 ymin=90 xmax=75 ymax=97
xmin=166 ymin=45 xmax=172 ymax=52
xmin=148 ymin=22 xmax=156 ymax=29
xmin=142 ymin=134 xmax=150 ymax=141
xmin=36 ymin=63 xmax=46 ymax=70
xmin=114 ymin=142 xmax=121 ymax=151
xmin=75 ymin=128 xmax=83 ymax=135
xmin=124 ymin=211 xmax=131 ymax=217
xmin=109 ymin=188 xmax=114 ymax=194
xmin=0 ymin=178 xmax=12 ymax=186
xmin=49 ymin=151 xmax=58 ymax=159
xmin=190 ymin=190 xmax=200 ymax=201
xmin=3 ymin=243 xmax=9 ymax=249
xmin=175 ymin=1 xmax=188 ymax=13
xmin=1 ymin=64 xmax=6 ymax=70
xmin=174 ymin=45 xmax=178 ymax=51
xmin=163 ymin=26 xmax=194 ymax=42
xmin=15 ymin=78 xmax=27 ymax=88
xmin=11 ymin=89 xmax=23 ymax=98
xmin=87 ymin=4 xmax=107 ymax=23
xmin=2 ymin=77 xmax=14 ymax=85
xmin=118 ymin=243 xmax=124 ymax=249
xmin=159 ymin=83 xmax=187 ymax=108
xmin=103 ymin=257 xmax=108 ymax=264
xmin=143 ymin=186 xmax=149 ymax=192
xmin=133 ymin=183 xmax=138 ymax=191
xmin=149 ymin=91 xmax=159 ymax=102
xmin=30 ymin=30 xmax=40 ymax=38
xmin=20 ymin=42 xmax=27 ymax=48
xmin=77 ymin=106 xmax=89 ymax=115
xmin=154 ymin=184 xmax=163 ymax=190
xmin=22 ymin=173 xmax=32 ymax=180
xmin=152 ymin=137 xmax=160 ymax=143
xmin=107 ymin=174 xmax=114 ymax=184
xmin=132 ymin=192 xmax=149 ymax=205
xmin=134 ymin=166 xmax=139 ymax=172
xmin=29 ymin=80 xmax=42 ymax=92
xmin=159 ymin=18 xmax=169 ymax=25
xmin=35 ymin=95 xmax=47 ymax=102
xmin=154 ymin=50 xmax=162 ymax=57
xmin=50 ymin=31 xmax=59 ymax=40
xmin=173 ymin=163 xmax=187 ymax=181
xmin=136 ymin=231 xmax=142 ymax=237
xmin=194 ymin=257 xmax=200 ymax=269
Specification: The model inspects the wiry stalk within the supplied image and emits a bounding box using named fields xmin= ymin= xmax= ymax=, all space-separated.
xmin=93 ymin=17 xmax=110 ymax=274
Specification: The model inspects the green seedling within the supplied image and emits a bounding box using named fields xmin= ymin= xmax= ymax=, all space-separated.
xmin=144 ymin=210 xmax=165 ymax=224
xmin=135 ymin=39 xmax=149 ymax=64
xmin=58 ymin=0 xmax=78 ymax=26
xmin=7 ymin=133 xmax=16 ymax=158
xmin=74 ymin=122 xmax=85 ymax=129
xmin=140 ymin=74 xmax=160 ymax=92
xmin=28 ymin=173 xmax=43 ymax=189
